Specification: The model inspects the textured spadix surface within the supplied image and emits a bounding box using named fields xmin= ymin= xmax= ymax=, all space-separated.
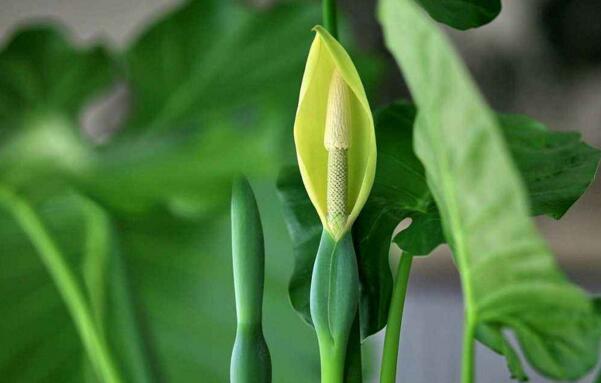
xmin=294 ymin=26 xmax=376 ymax=237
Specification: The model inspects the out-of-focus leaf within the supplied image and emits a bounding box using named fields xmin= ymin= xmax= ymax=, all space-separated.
xmin=380 ymin=0 xmax=601 ymax=380
xmin=416 ymin=0 xmax=501 ymax=30
xmin=279 ymin=100 xmax=601 ymax=340
xmin=0 ymin=183 xmax=320 ymax=383
xmin=0 ymin=26 xmax=116 ymax=127
xmin=81 ymin=0 xmax=321 ymax=217
xmin=0 ymin=193 xmax=153 ymax=383
xmin=0 ymin=27 xmax=116 ymax=194
xmin=118 ymin=182 xmax=319 ymax=382
xmin=85 ymin=126 xmax=277 ymax=216
xmin=123 ymin=0 xmax=319 ymax=134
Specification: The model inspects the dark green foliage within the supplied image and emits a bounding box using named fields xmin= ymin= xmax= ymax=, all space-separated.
xmin=416 ymin=0 xmax=501 ymax=30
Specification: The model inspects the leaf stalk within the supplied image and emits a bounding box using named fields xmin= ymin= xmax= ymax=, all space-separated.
xmin=380 ymin=252 xmax=413 ymax=383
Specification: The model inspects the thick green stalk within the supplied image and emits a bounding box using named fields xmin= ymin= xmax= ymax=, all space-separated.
xmin=0 ymin=186 xmax=122 ymax=383
xmin=380 ymin=252 xmax=413 ymax=383
xmin=344 ymin=314 xmax=363 ymax=383
xmin=311 ymin=232 xmax=359 ymax=383
xmin=461 ymin=318 xmax=476 ymax=383
xmin=230 ymin=178 xmax=271 ymax=383
xmin=322 ymin=0 xmax=338 ymax=39
xmin=320 ymin=345 xmax=346 ymax=383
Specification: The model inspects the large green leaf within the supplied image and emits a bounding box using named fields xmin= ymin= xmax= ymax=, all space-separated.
xmin=123 ymin=0 xmax=318 ymax=134
xmin=278 ymin=100 xmax=600 ymax=343
xmin=394 ymin=112 xmax=601 ymax=255
xmin=416 ymin=0 xmax=501 ymax=30
xmin=380 ymin=0 xmax=601 ymax=380
xmin=0 ymin=26 xmax=116 ymax=195
xmin=0 ymin=26 xmax=115 ymax=127
xmin=0 ymin=185 xmax=320 ymax=383
xmin=78 ymin=0 xmax=321 ymax=217
xmin=0 ymin=193 xmax=154 ymax=383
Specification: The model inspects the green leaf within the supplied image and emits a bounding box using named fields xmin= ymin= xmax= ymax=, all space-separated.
xmin=80 ymin=0 xmax=321 ymax=217
xmin=498 ymin=114 xmax=601 ymax=219
xmin=352 ymin=102 xmax=431 ymax=336
xmin=0 ymin=183 xmax=320 ymax=382
xmin=475 ymin=324 xmax=527 ymax=381
xmin=124 ymin=0 xmax=319 ymax=134
xmin=0 ymin=193 xmax=154 ymax=383
xmin=416 ymin=0 xmax=501 ymax=30
xmin=379 ymin=0 xmax=601 ymax=380
xmin=394 ymin=113 xmax=601 ymax=255
xmin=0 ymin=26 xmax=116 ymax=127
xmin=0 ymin=27 xmax=116 ymax=193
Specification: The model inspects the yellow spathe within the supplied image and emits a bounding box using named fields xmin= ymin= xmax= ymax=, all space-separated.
xmin=294 ymin=25 xmax=376 ymax=238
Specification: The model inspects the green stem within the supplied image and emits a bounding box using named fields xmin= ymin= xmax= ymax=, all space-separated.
xmin=322 ymin=0 xmax=338 ymax=39
xmin=0 ymin=186 xmax=123 ymax=383
xmin=320 ymin=345 xmax=346 ymax=383
xmin=380 ymin=252 xmax=413 ymax=383
xmin=344 ymin=313 xmax=363 ymax=383
xmin=461 ymin=317 xmax=476 ymax=383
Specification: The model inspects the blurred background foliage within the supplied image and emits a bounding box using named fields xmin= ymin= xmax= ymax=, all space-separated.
xmin=0 ymin=0 xmax=356 ymax=381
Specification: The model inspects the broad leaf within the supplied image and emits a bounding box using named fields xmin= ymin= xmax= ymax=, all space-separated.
xmin=394 ymin=113 xmax=601 ymax=255
xmin=0 ymin=27 xmax=116 ymax=195
xmin=416 ymin=0 xmax=501 ymax=30
xmin=124 ymin=0 xmax=318 ymax=134
xmin=0 ymin=27 xmax=115 ymax=127
xmin=380 ymin=0 xmax=601 ymax=380
xmin=0 ymin=193 xmax=153 ymax=383
xmin=80 ymin=0 xmax=321 ymax=217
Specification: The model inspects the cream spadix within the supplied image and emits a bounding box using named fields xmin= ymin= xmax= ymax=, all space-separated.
xmin=325 ymin=71 xmax=351 ymax=237
xmin=294 ymin=26 xmax=376 ymax=239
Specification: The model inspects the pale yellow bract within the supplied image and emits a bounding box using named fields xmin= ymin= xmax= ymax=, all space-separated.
xmin=294 ymin=25 xmax=376 ymax=239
